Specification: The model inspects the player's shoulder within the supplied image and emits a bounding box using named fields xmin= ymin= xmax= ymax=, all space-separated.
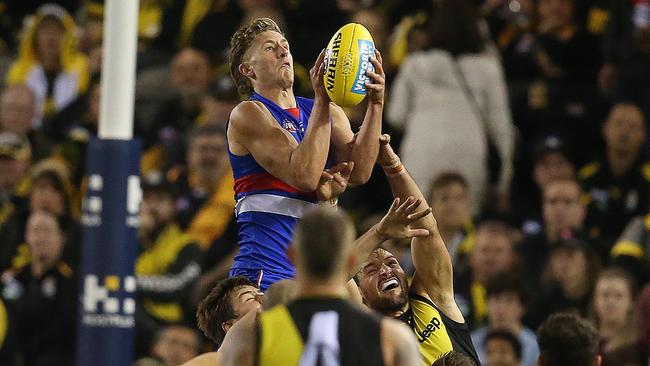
xmin=230 ymin=100 xmax=267 ymax=122
xmin=229 ymin=100 xmax=274 ymax=134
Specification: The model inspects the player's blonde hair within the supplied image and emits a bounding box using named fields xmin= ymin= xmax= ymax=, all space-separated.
xmin=229 ymin=18 xmax=284 ymax=97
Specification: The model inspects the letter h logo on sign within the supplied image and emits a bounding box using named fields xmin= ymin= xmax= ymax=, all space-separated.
xmin=83 ymin=274 xmax=136 ymax=315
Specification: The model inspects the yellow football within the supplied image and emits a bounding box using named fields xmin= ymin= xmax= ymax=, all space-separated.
xmin=323 ymin=23 xmax=375 ymax=107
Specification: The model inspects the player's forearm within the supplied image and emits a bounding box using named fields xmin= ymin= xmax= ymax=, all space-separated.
xmin=289 ymin=100 xmax=332 ymax=191
xmin=348 ymin=102 xmax=383 ymax=184
xmin=384 ymin=167 xmax=435 ymax=230
xmin=384 ymin=165 xmax=453 ymax=290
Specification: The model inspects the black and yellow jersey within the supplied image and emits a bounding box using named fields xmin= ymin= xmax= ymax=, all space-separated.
xmin=398 ymin=293 xmax=479 ymax=366
xmin=258 ymin=297 xmax=385 ymax=366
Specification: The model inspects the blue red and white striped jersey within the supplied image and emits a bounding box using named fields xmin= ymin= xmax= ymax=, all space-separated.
xmin=227 ymin=92 xmax=322 ymax=286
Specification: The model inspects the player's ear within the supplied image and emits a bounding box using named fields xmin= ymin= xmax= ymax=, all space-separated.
xmin=239 ymin=63 xmax=255 ymax=79
xmin=222 ymin=319 xmax=233 ymax=334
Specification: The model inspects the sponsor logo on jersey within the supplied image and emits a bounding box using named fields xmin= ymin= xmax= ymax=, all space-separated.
xmin=417 ymin=316 xmax=442 ymax=343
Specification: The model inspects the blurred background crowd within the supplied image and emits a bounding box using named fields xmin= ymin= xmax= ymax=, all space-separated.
xmin=0 ymin=0 xmax=647 ymax=365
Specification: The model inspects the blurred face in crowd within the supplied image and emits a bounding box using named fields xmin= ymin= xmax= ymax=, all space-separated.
xmin=470 ymin=228 xmax=514 ymax=284
xmin=152 ymin=326 xmax=201 ymax=366
xmin=26 ymin=210 xmax=64 ymax=270
xmin=488 ymin=292 xmax=524 ymax=331
xmin=550 ymin=247 xmax=589 ymax=289
xmin=358 ymin=249 xmax=409 ymax=314
xmin=35 ymin=17 xmax=65 ymax=67
xmin=537 ymin=0 xmax=574 ymax=29
xmin=188 ymin=133 xmax=227 ymax=183
xmin=593 ymin=275 xmax=633 ymax=328
xmin=139 ymin=190 xmax=175 ymax=236
xmin=30 ymin=175 xmax=66 ymax=216
xmin=0 ymin=85 xmax=35 ymax=134
xmin=485 ymin=337 xmax=520 ymax=366
xmin=533 ymin=152 xmax=574 ymax=190
xmin=603 ymin=103 xmax=646 ymax=156
xmin=429 ymin=182 xmax=470 ymax=232
xmin=0 ymin=156 xmax=27 ymax=194
xmin=542 ymin=180 xmax=584 ymax=233
xmin=171 ymin=48 xmax=212 ymax=98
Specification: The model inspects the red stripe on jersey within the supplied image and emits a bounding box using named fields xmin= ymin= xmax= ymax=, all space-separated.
xmin=285 ymin=108 xmax=300 ymax=119
xmin=235 ymin=172 xmax=300 ymax=194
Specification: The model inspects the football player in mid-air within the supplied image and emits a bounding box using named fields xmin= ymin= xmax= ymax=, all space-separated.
xmin=226 ymin=18 xmax=386 ymax=290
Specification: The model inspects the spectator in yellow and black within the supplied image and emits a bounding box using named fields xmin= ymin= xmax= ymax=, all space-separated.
xmin=0 ymin=158 xmax=80 ymax=273
xmin=599 ymin=0 xmax=650 ymax=113
xmin=504 ymin=0 xmax=605 ymax=159
xmin=167 ymin=124 xmax=238 ymax=307
xmin=45 ymin=75 xmax=101 ymax=184
xmin=454 ymin=220 xmax=518 ymax=330
xmin=0 ymin=85 xmax=53 ymax=161
xmin=169 ymin=124 xmax=235 ymax=250
xmin=0 ymin=0 xmax=83 ymax=54
xmin=511 ymin=135 xmax=576 ymax=235
xmin=579 ymin=102 xmax=650 ymax=250
xmin=427 ymin=172 xmax=476 ymax=270
xmin=0 ymin=133 xmax=31 ymax=232
xmin=0 ymin=209 xmax=77 ymax=366
xmin=135 ymin=175 xmax=203 ymax=357
xmin=139 ymin=47 xmax=212 ymax=175
xmin=610 ymin=214 xmax=650 ymax=286
xmin=6 ymin=4 xmax=88 ymax=127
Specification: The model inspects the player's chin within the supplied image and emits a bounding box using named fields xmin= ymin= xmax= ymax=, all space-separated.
xmin=380 ymin=287 xmax=405 ymax=303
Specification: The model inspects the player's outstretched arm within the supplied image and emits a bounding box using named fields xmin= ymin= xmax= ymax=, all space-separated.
xmin=228 ymin=50 xmax=332 ymax=192
xmin=330 ymin=50 xmax=386 ymax=185
xmin=379 ymin=135 xmax=463 ymax=322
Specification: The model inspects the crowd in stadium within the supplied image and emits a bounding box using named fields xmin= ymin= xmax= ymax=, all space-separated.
xmin=0 ymin=0 xmax=647 ymax=365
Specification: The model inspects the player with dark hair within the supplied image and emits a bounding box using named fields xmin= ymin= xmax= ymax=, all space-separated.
xmin=196 ymin=275 xmax=263 ymax=348
xmin=537 ymin=313 xmax=601 ymax=366
xmin=355 ymin=135 xmax=480 ymax=365
xmin=226 ymin=18 xmax=386 ymax=290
